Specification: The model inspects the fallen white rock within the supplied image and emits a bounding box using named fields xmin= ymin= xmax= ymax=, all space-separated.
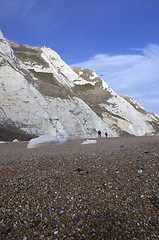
xmin=27 ymin=135 xmax=67 ymax=149
xmin=13 ymin=139 xmax=19 ymax=142
xmin=81 ymin=139 xmax=97 ymax=145
xmin=0 ymin=141 xmax=5 ymax=143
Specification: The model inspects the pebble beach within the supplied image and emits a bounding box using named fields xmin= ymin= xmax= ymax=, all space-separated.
xmin=0 ymin=136 xmax=159 ymax=240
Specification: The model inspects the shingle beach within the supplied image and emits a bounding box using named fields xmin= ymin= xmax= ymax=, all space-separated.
xmin=0 ymin=136 xmax=159 ymax=240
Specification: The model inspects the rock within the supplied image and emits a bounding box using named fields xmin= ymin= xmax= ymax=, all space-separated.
xmin=72 ymin=216 xmax=80 ymax=224
xmin=81 ymin=139 xmax=97 ymax=145
xmin=2 ymin=227 xmax=12 ymax=234
xmin=27 ymin=135 xmax=67 ymax=148
xmin=52 ymin=220 xmax=59 ymax=228
xmin=75 ymin=168 xmax=83 ymax=172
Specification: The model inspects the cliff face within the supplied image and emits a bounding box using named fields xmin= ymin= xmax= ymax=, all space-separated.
xmin=0 ymin=30 xmax=159 ymax=140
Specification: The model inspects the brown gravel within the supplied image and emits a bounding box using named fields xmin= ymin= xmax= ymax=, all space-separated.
xmin=0 ymin=136 xmax=159 ymax=240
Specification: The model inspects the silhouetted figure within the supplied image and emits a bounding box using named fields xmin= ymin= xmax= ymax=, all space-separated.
xmin=105 ymin=132 xmax=108 ymax=138
xmin=98 ymin=130 xmax=101 ymax=138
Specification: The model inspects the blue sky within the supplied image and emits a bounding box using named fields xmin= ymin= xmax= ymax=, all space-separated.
xmin=0 ymin=0 xmax=159 ymax=115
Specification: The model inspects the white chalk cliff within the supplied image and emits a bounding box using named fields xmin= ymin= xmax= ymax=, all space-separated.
xmin=0 ymin=30 xmax=159 ymax=140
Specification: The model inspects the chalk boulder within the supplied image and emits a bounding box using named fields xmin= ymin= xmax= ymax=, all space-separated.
xmin=27 ymin=135 xmax=67 ymax=148
xmin=81 ymin=139 xmax=97 ymax=145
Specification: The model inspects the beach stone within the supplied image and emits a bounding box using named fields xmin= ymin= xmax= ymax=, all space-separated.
xmin=0 ymin=136 xmax=158 ymax=239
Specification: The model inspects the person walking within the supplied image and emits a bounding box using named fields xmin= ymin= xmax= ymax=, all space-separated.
xmin=98 ymin=130 xmax=101 ymax=138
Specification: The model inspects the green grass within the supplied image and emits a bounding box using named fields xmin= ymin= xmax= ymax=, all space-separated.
xmin=11 ymin=44 xmax=39 ymax=54
xmin=75 ymin=83 xmax=95 ymax=90
xmin=15 ymin=52 xmax=47 ymax=66
xmin=29 ymin=70 xmax=54 ymax=82
xmin=10 ymin=43 xmax=49 ymax=67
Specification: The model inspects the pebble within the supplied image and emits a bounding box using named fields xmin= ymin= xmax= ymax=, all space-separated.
xmin=0 ymin=137 xmax=158 ymax=239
